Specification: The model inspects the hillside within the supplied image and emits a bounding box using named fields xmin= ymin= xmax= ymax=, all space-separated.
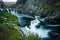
xmin=4 ymin=2 xmax=16 ymax=7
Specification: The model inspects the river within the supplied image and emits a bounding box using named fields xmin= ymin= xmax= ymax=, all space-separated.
xmin=5 ymin=8 xmax=60 ymax=39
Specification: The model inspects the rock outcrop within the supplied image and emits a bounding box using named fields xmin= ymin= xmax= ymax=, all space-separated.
xmin=16 ymin=0 xmax=60 ymax=24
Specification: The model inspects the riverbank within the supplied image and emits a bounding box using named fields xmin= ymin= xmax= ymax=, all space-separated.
xmin=0 ymin=11 xmax=41 ymax=40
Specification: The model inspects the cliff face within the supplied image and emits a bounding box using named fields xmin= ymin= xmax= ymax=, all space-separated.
xmin=16 ymin=0 xmax=60 ymax=17
xmin=16 ymin=0 xmax=60 ymax=24
xmin=16 ymin=0 xmax=60 ymax=5
xmin=16 ymin=0 xmax=27 ymax=5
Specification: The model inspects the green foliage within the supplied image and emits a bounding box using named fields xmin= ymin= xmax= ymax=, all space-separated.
xmin=55 ymin=2 xmax=60 ymax=12
xmin=17 ymin=5 xmax=24 ymax=12
xmin=0 ymin=24 xmax=22 ymax=40
xmin=0 ymin=11 xmax=21 ymax=40
xmin=0 ymin=11 xmax=18 ymax=25
xmin=26 ymin=33 xmax=41 ymax=40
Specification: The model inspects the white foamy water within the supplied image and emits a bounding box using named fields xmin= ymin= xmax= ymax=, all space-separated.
xmin=10 ymin=9 xmax=51 ymax=38
xmin=22 ymin=16 xmax=51 ymax=38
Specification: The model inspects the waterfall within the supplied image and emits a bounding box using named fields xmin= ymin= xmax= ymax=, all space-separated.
xmin=10 ymin=8 xmax=51 ymax=38
xmin=22 ymin=16 xmax=51 ymax=38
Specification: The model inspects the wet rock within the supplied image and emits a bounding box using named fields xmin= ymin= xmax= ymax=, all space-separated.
xmin=49 ymin=31 xmax=60 ymax=40
xmin=19 ymin=17 xmax=34 ymax=27
xmin=45 ymin=14 xmax=60 ymax=24
xmin=48 ymin=26 xmax=60 ymax=40
xmin=39 ymin=19 xmax=46 ymax=26
xmin=45 ymin=17 xmax=55 ymax=24
xmin=35 ymin=23 xmax=40 ymax=29
xmin=54 ymin=13 xmax=60 ymax=24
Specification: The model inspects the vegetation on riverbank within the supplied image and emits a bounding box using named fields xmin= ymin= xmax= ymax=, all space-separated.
xmin=0 ymin=11 xmax=20 ymax=40
xmin=0 ymin=11 xmax=41 ymax=40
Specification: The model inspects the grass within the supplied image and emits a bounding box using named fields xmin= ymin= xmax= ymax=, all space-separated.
xmin=26 ymin=33 xmax=41 ymax=40
xmin=0 ymin=24 xmax=22 ymax=40
xmin=0 ymin=11 xmax=18 ymax=25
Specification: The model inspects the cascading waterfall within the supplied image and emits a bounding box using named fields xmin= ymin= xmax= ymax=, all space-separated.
xmin=23 ymin=16 xmax=51 ymax=38
xmin=10 ymin=8 xmax=51 ymax=38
